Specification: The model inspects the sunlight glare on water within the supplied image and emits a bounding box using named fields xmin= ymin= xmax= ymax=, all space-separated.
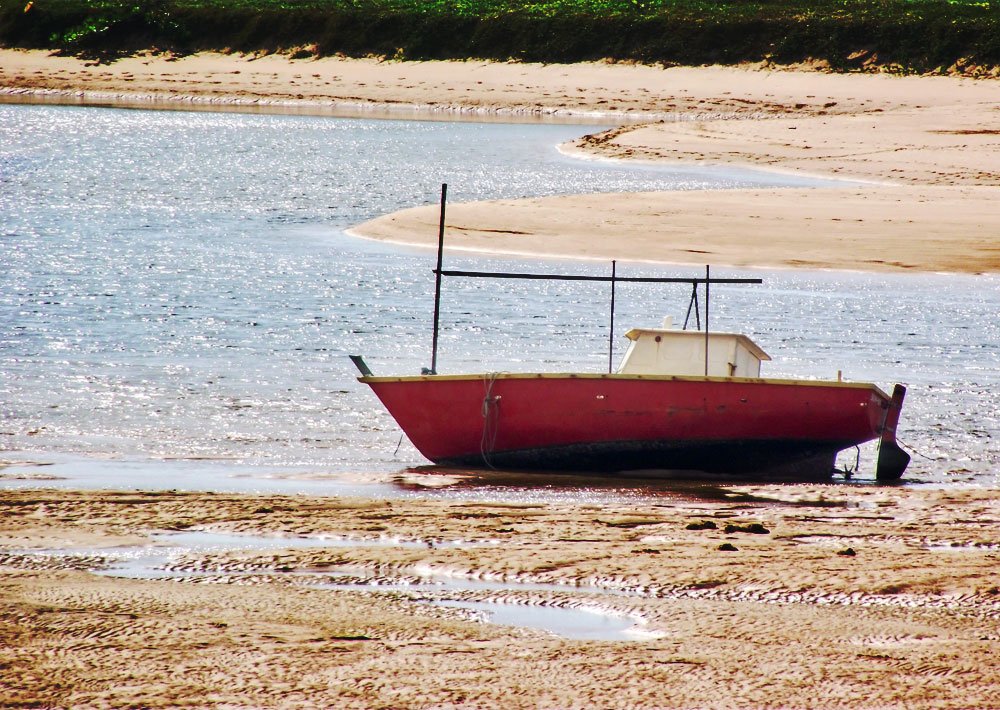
xmin=1 ymin=105 xmax=997 ymax=487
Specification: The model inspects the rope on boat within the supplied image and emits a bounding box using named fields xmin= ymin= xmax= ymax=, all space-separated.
xmin=480 ymin=372 xmax=502 ymax=469
xmin=896 ymin=437 xmax=937 ymax=462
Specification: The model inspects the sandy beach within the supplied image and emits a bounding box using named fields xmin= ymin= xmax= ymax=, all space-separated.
xmin=3 ymin=49 xmax=1000 ymax=707
xmin=3 ymin=49 xmax=970 ymax=120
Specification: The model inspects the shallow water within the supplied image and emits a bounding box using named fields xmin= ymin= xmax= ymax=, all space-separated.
xmin=432 ymin=600 xmax=648 ymax=641
xmin=1 ymin=104 xmax=998 ymax=489
xmin=13 ymin=529 xmax=644 ymax=640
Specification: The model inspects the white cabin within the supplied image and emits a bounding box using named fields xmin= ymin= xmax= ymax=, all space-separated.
xmin=617 ymin=318 xmax=770 ymax=378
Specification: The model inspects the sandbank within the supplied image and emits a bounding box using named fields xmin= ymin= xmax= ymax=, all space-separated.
xmin=2 ymin=485 xmax=998 ymax=707
xmin=352 ymin=74 xmax=1000 ymax=273
xmin=349 ymin=185 xmax=1000 ymax=273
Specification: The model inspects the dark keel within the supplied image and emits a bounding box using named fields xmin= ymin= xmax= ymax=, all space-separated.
xmin=875 ymin=440 xmax=911 ymax=482
xmin=438 ymin=439 xmax=852 ymax=481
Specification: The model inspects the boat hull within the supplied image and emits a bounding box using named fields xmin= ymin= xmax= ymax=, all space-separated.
xmin=360 ymin=373 xmax=892 ymax=478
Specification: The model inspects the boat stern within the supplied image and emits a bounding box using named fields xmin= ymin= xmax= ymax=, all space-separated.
xmin=875 ymin=384 xmax=910 ymax=481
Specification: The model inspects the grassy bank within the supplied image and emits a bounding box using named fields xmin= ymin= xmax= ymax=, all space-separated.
xmin=2 ymin=0 xmax=999 ymax=72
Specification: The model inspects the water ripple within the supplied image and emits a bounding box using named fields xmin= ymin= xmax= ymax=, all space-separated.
xmin=0 ymin=105 xmax=997 ymax=485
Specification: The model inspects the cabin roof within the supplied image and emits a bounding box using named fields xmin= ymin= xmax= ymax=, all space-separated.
xmin=623 ymin=328 xmax=772 ymax=362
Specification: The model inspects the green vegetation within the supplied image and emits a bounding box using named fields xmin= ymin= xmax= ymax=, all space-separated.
xmin=2 ymin=0 xmax=999 ymax=71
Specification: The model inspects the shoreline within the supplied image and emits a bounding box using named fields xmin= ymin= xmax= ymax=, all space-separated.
xmin=0 ymin=86 xmax=644 ymax=125
xmin=553 ymin=140 xmax=890 ymax=188
xmin=2 ymin=49 xmax=805 ymax=123
xmin=4 ymin=50 xmax=1000 ymax=274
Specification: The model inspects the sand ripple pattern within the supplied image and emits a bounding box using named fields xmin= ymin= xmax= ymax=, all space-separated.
xmin=3 ymin=486 xmax=999 ymax=707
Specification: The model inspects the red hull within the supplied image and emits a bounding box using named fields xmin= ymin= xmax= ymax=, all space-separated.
xmin=361 ymin=373 xmax=892 ymax=477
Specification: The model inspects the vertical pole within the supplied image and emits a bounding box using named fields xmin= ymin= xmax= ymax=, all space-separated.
xmin=430 ymin=183 xmax=447 ymax=375
xmin=608 ymin=260 xmax=617 ymax=374
xmin=704 ymin=264 xmax=710 ymax=376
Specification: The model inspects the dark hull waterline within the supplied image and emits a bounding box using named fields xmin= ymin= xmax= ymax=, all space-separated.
xmin=360 ymin=373 xmax=908 ymax=480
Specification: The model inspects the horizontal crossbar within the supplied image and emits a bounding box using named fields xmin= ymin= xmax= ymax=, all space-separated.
xmin=435 ymin=269 xmax=763 ymax=285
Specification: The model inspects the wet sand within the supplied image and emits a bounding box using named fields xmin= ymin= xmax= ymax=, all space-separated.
xmin=2 ymin=485 xmax=998 ymax=707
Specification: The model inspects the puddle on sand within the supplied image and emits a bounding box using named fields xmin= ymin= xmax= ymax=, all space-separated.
xmin=97 ymin=530 xmax=499 ymax=578
xmin=308 ymin=574 xmax=616 ymax=596
xmin=922 ymin=540 xmax=1000 ymax=552
xmin=14 ymin=531 xmax=650 ymax=642
xmin=433 ymin=600 xmax=659 ymax=641
xmin=167 ymin=530 xmax=499 ymax=551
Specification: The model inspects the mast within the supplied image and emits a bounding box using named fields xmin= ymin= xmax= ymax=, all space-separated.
xmin=608 ymin=260 xmax=617 ymax=374
xmin=429 ymin=183 xmax=447 ymax=375
xmin=705 ymin=264 xmax=710 ymax=376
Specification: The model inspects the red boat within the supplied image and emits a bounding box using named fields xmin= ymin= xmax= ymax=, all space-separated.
xmin=352 ymin=185 xmax=910 ymax=481
xmin=357 ymin=332 xmax=908 ymax=480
